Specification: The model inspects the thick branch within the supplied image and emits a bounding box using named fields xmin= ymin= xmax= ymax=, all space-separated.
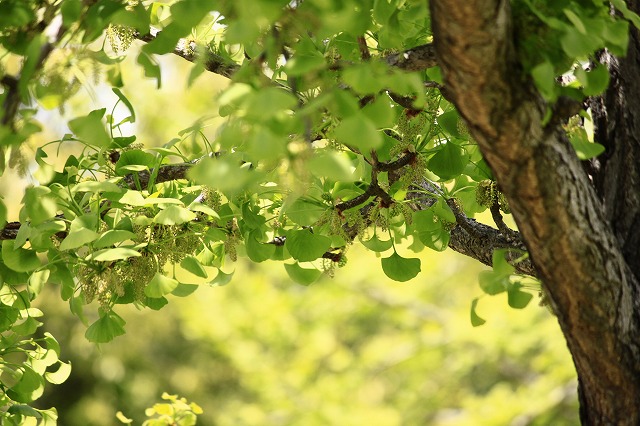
xmin=431 ymin=0 xmax=640 ymax=421
xmin=385 ymin=43 xmax=438 ymax=71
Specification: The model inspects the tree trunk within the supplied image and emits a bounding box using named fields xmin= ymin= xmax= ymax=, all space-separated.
xmin=430 ymin=1 xmax=640 ymax=424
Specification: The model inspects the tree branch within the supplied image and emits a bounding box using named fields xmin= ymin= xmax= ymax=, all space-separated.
xmin=135 ymin=32 xmax=240 ymax=79
xmin=135 ymin=31 xmax=437 ymax=81
xmin=385 ymin=43 xmax=438 ymax=71
xmin=430 ymin=0 xmax=640 ymax=418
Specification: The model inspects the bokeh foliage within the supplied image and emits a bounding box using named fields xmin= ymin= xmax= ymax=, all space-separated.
xmin=1 ymin=0 xmax=629 ymax=423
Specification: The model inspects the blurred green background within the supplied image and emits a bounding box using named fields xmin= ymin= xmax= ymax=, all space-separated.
xmin=0 ymin=46 xmax=579 ymax=425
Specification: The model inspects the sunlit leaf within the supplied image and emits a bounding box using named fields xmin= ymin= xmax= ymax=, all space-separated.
xmin=284 ymin=263 xmax=322 ymax=286
xmin=381 ymin=252 xmax=421 ymax=282
xmin=2 ymin=241 xmax=40 ymax=272
xmin=85 ymin=310 xmax=126 ymax=343
xmin=86 ymin=248 xmax=141 ymax=262
xmin=470 ymin=298 xmax=486 ymax=327
xmin=145 ymin=273 xmax=179 ymax=298
xmin=153 ymin=205 xmax=196 ymax=225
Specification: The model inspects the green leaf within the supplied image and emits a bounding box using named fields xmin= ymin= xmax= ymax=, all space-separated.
xmin=286 ymin=229 xmax=332 ymax=262
xmin=0 ymin=199 xmax=6 ymax=229
xmin=575 ymin=64 xmax=610 ymax=96
xmin=508 ymin=288 xmax=534 ymax=309
xmin=570 ymin=136 xmax=605 ymax=160
xmin=7 ymin=366 xmax=44 ymax=403
xmin=28 ymin=269 xmax=49 ymax=298
xmin=59 ymin=228 xmax=100 ymax=251
xmin=283 ymin=198 xmax=326 ymax=227
xmin=145 ymin=296 xmax=168 ymax=310
xmin=560 ymin=28 xmax=601 ymax=58
xmin=428 ymin=142 xmax=469 ymax=181
xmin=478 ymin=270 xmax=508 ymax=295
xmin=413 ymin=210 xmax=450 ymax=252
xmin=68 ymin=108 xmax=111 ymax=147
xmin=72 ymin=180 xmax=122 ymax=194
xmin=285 ymin=52 xmax=326 ymax=76
xmin=112 ymin=87 xmax=136 ymax=123
xmin=153 ymin=205 xmax=196 ymax=225
xmin=531 ymin=61 xmax=557 ymax=101
xmin=137 ymin=51 xmax=162 ymax=88
xmin=342 ymin=64 xmax=386 ymax=94
xmin=245 ymin=232 xmax=276 ymax=263
xmin=44 ymin=361 xmax=71 ymax=385
xmin=180 ymin=256 xmax=208 ymax=279
xmin=2 ymin=241 xmax=40 ymax=272
xmin=52 ymin=264 xmax=75 ymax=301
xmin=12 ymin=316 xmax=42 ymax=336
xmin=492 ymin=249 xmax=515 ymax=276
xmin=188 ymin=156 xmax=261 ymax=197
xmin=284 ymin=263 xmax=322 ymax=286
xmin=85 ymin=310 xmax=126 ymax=343
xmin=307 ymin=151 xmax=357 ymax=182
xmin=361 ymin=234 xmax=394 ymax=252
xmin=115 ymin=149 xmax=155 ymax=175
xmin=171 ymin=283 xmax=199 ymax=297
xmin=145 ymin=273 xmax=179 ymax=298
xmin=334 ymin=114 xmax=383 ymax=153
xmin=22 ymin=186 xmax=57 ymax=226
xmin=209 ymin=269 xmax=233 ymax=287
xmin=381 ymin=252 xmax=421 ymax=282
xmin=7 ymin=405 xmax=42 ymax=420
xmin=94 ymin=230 xmax=137 ymax=249
xmin=86 ymin=248 xmax=141 ymax=262
xmin=470 ymin=298 xmax=486 ymax=327
xmin=0 ymin=304 xmax=19 ymax=331
xmin=437 ymin=110 xmax=462 ymax=139
xmin=112 ymin=190 xmax=184 ymax=207
xmin=245 ymin=88 xmax=298 ymax=120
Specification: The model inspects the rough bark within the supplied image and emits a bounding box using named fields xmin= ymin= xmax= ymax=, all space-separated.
xmin=430 ymin=0 xmax=640 ymax=424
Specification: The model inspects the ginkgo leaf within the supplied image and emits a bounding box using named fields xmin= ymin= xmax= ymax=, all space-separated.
xmin=145 ymin=273 xmax=179 ymax=298
xmin=381 ymin=252 xmax=421 ymax=282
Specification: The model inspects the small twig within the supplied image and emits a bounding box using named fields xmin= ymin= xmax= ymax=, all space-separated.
xmin=357 ymin=35 xmax=371 ymax=61
xmin=1 ymin=76 xmax=20 ymax=129
xmin=135 ymin=32 xmax=240 ymax=79
xmin=377 ymin=151 xmax=417 ymax=172
xmin=445 ymin=198 xmax=483 ymax=239
xmin=489 ymin=201 xmax=518 ymax=241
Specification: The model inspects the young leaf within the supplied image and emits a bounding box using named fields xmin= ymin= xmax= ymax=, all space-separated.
xmin=508 ymin=288 xmax=534 ymax=309
xmin=381 ymin=252 xmax=421 ymax=282
xmin=153 ymin=205 xmax=196 ymax=225
xmin=145 ymin=273 xmax=179 ymax=298
xmin=209 ymin=269 xmax=234 ymax=287
xmin=94 ymin=230 xmax=137 ymax=249
xmin=245 ymin=232 xmax=276 ymax=263
xmin=2 ymin=241 xmax=40 ymax=272
xmin=85 ymin=310 xmax=127 ymax=343
xmin=180 ymin=256 xmax=208 ymax=279
xmin=334 ymin=114 xmax=383 ymax=153
xmin=361 ymin=234 xmax=394 ymax=252
xmin=59 ymin=228 xmax=101 ymax=251
xmin=470 ymin=298 xmax=486 ymax=327
xmin=428 ymin=142 xmax=470 ymax=181
xmin=171 ymin=283 xmax=199 ymax=297
xmin=44 ymin=361 xmax=71 ymax=385
xmin=86 ymin=248 xmax=141 ymax=262
xmin=68 ymin=108 xmax=110 ymax=146
xmin=284 ymin=263 xmax=322 ymax=286
xmin=286 ymin=229 xmax=332 ymax=262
